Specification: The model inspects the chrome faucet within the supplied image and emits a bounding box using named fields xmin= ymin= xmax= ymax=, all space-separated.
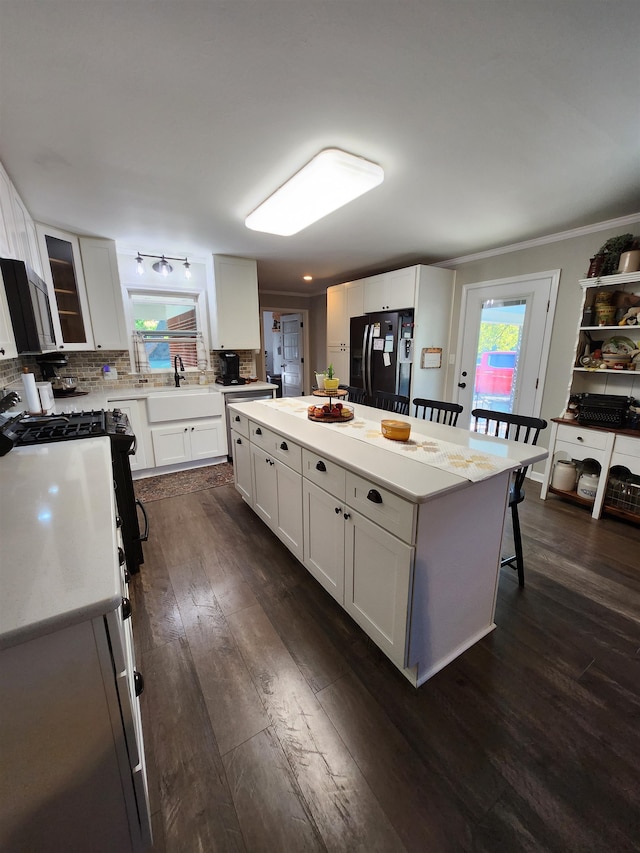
xmin=174 ymin=355 xmax=186 ymax=387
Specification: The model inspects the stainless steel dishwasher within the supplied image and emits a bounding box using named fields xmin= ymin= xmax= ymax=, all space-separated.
xmin=224 ymin=386 xmax=276 ymax=461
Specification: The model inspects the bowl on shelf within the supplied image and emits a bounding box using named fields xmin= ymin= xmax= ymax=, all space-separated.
xmin=380 ymin=419 xmax=411 ymax=441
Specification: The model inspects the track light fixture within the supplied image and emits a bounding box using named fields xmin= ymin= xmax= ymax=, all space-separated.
xmin=135 ymin=253 xmax=191 ymax=279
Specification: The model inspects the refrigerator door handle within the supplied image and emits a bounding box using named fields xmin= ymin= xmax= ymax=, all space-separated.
xmin=362 ymin=325 xmax=369 ymax=396
xmin=365 ymin=324 xmax=374 ymax=397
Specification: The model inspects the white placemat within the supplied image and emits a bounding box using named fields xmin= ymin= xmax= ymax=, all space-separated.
xmin=258 ymin=399 xmax=518 ymax=482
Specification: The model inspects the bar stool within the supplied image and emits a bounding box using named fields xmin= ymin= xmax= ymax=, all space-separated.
xmin=413 ymin=398 xmax=463 ymax=426
xmin=471 ymin=408 xmax=548 ymax=587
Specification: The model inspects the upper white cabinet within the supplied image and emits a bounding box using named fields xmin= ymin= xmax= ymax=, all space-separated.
xmin=0 ymin=163 xmax=18 ymax=260
xmin=11 ymin=193 xmax=42 ymax=277
xmin=79 ymin=237 xmax=129 ymax=350
xmin=36 ymin=224 xmax=95 ymax=351
xmin=0 ymin=162 xmax=42 ymax=276
xmin=363 ymin=267 xmax=417 ymax=313
xmin=208 ymin=255 xmax=260 ymax=350
xmin=327 ymin=280 xmax=363 ymax=347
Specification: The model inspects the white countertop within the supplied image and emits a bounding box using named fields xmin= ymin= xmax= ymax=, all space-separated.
xmin=2 ymin=380 xmax=277 ymax=416
xmin=0 ymin=437 xmax=121 ymax=650
xmin=229 ymin=397 xmax=548 ymax=503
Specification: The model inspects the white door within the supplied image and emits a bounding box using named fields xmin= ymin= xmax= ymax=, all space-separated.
xmin=455 ymin=271 xmax=559 ymax=423
xmin=303 ymin=479 xmax=346 ymax=603
xmin=280 ymin=313 xmax=303 ymax=397
xmin=274 ymin=461 xmax=303 ymax=560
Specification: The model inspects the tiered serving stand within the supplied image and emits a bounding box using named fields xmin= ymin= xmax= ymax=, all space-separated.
xmin=308 ymin=388 xmax=354 ymax=422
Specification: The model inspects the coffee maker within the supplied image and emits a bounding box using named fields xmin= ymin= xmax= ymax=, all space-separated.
xmin=216 ymin=351 xmax=245 ymax=386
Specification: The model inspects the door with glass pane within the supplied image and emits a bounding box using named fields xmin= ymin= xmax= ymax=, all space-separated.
xmin=455 ymin=271 xmax=559 ymax=424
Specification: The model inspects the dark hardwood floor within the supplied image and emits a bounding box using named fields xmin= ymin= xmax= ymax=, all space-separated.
xmin=130 ymin=479 xmax=640 ymax=853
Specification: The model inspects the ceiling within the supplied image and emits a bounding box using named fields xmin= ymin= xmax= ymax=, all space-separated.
xmin=1 ymin=1 xmax=639 ymax=296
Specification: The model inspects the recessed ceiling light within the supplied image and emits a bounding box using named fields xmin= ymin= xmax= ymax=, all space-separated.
xmin=245 ymin=148 xmax=384 ymax=236
xmin=303 ymin=275 xmax=313 ymax=281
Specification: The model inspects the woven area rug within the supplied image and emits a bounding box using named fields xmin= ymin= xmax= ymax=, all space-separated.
xmin=134 ymin=462 xmax=235 ymax=502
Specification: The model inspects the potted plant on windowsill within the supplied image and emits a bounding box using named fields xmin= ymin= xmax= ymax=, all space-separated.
xmin=323 ymin=363 xmax=339 ymax=391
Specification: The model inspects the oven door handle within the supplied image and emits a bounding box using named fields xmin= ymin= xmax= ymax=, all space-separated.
xmin=135 ymin=498 xmax=149 ymax=542
xmin=128 ymin=434 xmax=138 ymax=457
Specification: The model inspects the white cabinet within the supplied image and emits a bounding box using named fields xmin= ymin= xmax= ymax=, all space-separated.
xmin=11 ymin=191 xmax=42 ymax=277
xmin=302 ymin=478 xmax=346 ymax=602
xmin=151 ymin=419 xmax=225 ymax=467
xmin=250 ymin=440 xmax=303 ymax=560
xmin=0 ymin=162 xmax=18 ymax=259
xmin=327 ymin=280 xmax=363 ymax=346
xmin=302 ymin=450 xmax=415 ymax=668
xmin=344 ymin=509 xmax=414 ymax=668
xmin=209 ymin=255 xmax=260 ymax=350
xmin=326 ymin=280 xmax=363 ymax=381
xmin=363 ymin=267 xmax=417 ymax=313
xmin=231 ymin=428 xmax=252 ymax=502
xmin=36 ymin=223 xmax=95 ymax=351
xmin=80 ymin=237 xmax=129 ymax=350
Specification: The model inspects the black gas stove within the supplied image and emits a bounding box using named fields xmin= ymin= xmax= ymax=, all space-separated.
xmin=0 ymin=408 xmax=134 ymax=452
xmin=0 ymin=407 xmax=146 ymax=574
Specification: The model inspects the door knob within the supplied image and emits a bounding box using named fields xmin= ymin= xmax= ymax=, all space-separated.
xmin=457 ymin=382 xmax=466 ymax=388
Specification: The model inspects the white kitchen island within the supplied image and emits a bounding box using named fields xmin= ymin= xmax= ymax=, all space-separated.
xmin=229 ymin=397 xmax=548 ymax=687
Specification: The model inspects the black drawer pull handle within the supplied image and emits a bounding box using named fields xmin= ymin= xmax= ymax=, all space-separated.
xmin=280 ymin=441 xmax=288 ymax=451
xmin=343 ymin=512 xmax=351 ymax=520
xmin=316 ymin=461 xmax=326 ymax=472
xmin=236 ymin=437 xmax=242 ymax=444
xmin=115 ymin=515 xmax=122 ymax=529
xmin=577 ymin=436 xmax=584 ymax=442
xmin=134 ymin=670 xmax=144 ymax=697
xmin=367 ymin=489 xmax=383 ymax=504
xmin=234 ymin=415 xmax=240 ymax=421
xmin=118 ymin=547 xmax=126 ymax=566
xmin=335 ymin=506 xmax=341 ymax=514
xmin=124 ymin=567 xmax=131 ymax=584
xmin=255 ymin=427 xmax=262 ymax=435
xmin=121 ymin=597 xmax=132 ymax=620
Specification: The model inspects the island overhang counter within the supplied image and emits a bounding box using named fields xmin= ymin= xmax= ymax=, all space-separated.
xmin=228 ymin=397 xmax=548 ymax=687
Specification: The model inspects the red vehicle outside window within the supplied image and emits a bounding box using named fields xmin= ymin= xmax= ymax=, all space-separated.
xmin=475 ymin=351 xmax=517 ymax=396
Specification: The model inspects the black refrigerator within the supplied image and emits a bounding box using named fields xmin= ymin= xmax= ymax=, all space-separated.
xmin=350 ymin=310 xmax=414 ymax=400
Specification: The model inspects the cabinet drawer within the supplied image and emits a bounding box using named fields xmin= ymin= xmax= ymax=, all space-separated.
xmin=614 ymin=435 xmax=640 ymax=457
xmin=554 ymin=440 xmax=608 ymax=467
xmin=346 ymin=472 xmax=416 ymax=543
xmin=250 ymin=421 xmax=275 ymax=452
xmin=556 ymin=424 xmax=610 ymax=451
xmin=272 ymin=433 xmax=302 ymax=472
xmin=229 ymin=410 xmax=250 ymax=439
xmin=303 ymin=449 xmax=346 ymax=499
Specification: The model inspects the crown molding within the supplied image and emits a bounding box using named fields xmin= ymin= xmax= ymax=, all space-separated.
xmin=432 ymin=213 xmax=640 ymax=268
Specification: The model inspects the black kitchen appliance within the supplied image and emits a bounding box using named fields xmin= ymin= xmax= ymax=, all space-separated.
xmin=216 ymin=350 xmax=245 ymax=385
xmin=0 ymin=257 xmax=56 ymax=353
xmin=576 ymin=393 xmax=633 ymax=428
xmin=0 ymin=409 xmax=148 ymax=575
xmin=350 ymin=310 xmax=414 ymax=401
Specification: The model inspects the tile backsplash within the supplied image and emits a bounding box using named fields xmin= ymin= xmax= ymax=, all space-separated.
xmin=1 ymin=350 xmax=257 ymax=392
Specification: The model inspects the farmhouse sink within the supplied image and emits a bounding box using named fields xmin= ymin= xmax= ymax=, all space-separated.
xmin=146 ymin=389 xmax=223 ymax=422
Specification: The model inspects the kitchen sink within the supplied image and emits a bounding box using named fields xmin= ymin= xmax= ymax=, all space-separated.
xmin=146 ymin=389 xmax=223 ymax=422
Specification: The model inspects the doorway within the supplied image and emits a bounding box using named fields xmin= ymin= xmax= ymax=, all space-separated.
xmin=261 ymin=309 xmax=309 ymax=397
xmin=455 ymin=270 xmax=559 ymax=423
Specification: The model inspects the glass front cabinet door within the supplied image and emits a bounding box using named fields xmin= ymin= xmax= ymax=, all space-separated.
xmin=36 ymin=224 xmax=95 ymax=350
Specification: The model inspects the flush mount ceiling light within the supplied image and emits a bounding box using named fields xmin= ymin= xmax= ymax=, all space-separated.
xmin=136 ymin=253 xmax=192 ymax=279
xmin=245 ymin=148 xmax=384 ymax=236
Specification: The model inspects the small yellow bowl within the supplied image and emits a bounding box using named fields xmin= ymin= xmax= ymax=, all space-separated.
xmin=381 ymin=419 xmax=411 ymax=441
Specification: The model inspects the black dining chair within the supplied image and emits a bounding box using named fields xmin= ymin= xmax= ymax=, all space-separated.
xmin=344 ymin=385 xmax=367 ymax=405
xmin=471 ymin=408 xmax=548 ymax=588
xmin=373 ymin=390 xmax=410 ymax=416
xmin=413 ymin=398 xmax=463 ymax=426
